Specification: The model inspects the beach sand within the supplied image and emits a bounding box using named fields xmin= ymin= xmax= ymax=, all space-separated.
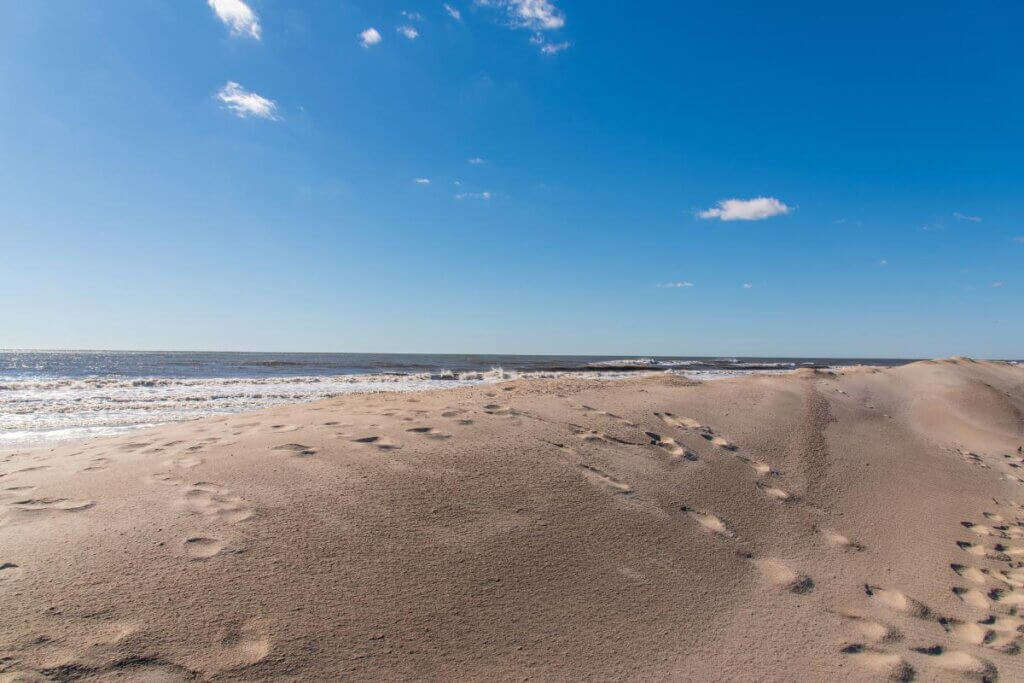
xmin=2 ymin=357 xmax=1023 ymax=681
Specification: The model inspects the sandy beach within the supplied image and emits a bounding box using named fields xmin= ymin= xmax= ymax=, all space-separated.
xmin=2 ymin=357 xmax=1023 ymax=681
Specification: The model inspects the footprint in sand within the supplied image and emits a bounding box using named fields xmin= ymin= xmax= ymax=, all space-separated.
xmin=575 ymin=429 xmax=637 ymax=446
xmin=654 ymin=412 xmax=704 ymax=430
xmin=952 ymin=587 xmax=990 ymax=610
xmin=754 ymin=559 xmax=814 ymax=594
xmin=80 ymin=457 xmax=111 ymax=472
xmin=271 ymin=443 xmax=318 ymax=457
xmin=840 ymin=611 xmax=902 ymax=643
xmin=681 ymin=506 xmax=734 ymax=538
xmin=739 ymin=456 xmax=773 ymax=476
xmin=988 ymin=587 xmax=1024 ymax=607
xmin=911 ymin=647 xmax=997 ymax=680
xmin=10 ymin=498 xmax=95 ymax=513
xmin=482 ymin=404 xmax=515 ymax=416
xmin=148 ymin=472 xmax=186 ymax=487
xmin=756 ymin=482 xmax=792 ymax=502
xmin=995 ymin=568 xmax=1024 ymax=588
xmin=578 ymin=405 xmax=636 ymax=426
xmin=982 ymin=512 xmax=1005 ymax=523
xmin=171 ymin=456 xmax=203 ymax=469
xmin=950 ymin=564 xmax=990 ymax=585
xmin=11 ymin=465 xmax=52 ymax=475
xmin=577 ymin=464 xmax=633 ymax=495
xmin=863 ymin=585 xmax=931 ymax=619
xmin=406 ymin=427 xmax=452 ymax=440
xmin=840 ymin=645 xmax=914 ymax=682
xmin=0 ymin=561 xmax=23 ymax=581
xmin=645 ymin=432 xmax=697 ymax=461
xmin=993 ymin=542 xmax=1024 ymax=558
xmin=190 ymin=619 xmax=272 ymax=673
xmin=182 ymin=483 xmax=253 ymax=523
xmin=942 ymin=615 xmax=1022 ymax=654
xmin=976 ymin=614 xmax=1024 ymax=653
xmin=939 ymin=617 xmax=995 ymax=647
xmin=821 ymin=529 xmax=866 ymax=551
xmin=961 ymin=521 xmax=996 ymax=537
xmin=701 ymin=433 xmax=737 ymax=451
xmin=351 ymin=436 xmax=402 ymax=451
xmin=441 ymin=409 xmax=473 ymax=425
xmin=117 ymin=442 xmax=152 ymax=453
xmin=269 ymin=424 xmax=300 ymax=433
xmin=956 ymin=541 xmax=1008 ymax=561
xmin=183 ymin=536 xmax=226 ymax=560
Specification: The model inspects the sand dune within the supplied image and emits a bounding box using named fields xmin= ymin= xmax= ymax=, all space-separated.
xmin=1 ymin=358 xmax=1023 ymax=680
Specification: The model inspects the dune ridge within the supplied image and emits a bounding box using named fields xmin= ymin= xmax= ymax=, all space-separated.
xmin=1 ymin=358 xmax=1023 ymax=681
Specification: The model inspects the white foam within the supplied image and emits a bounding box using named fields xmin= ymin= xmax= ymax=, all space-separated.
xmin=0 ymin=365 xmax=808 ymax=449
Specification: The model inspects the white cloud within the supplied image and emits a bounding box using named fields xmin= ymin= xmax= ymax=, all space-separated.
xmin=743 ymin=283 xmax=753 ymax=289
xmin=467 ymin=157 xmax=485 ymax=164
xmin=397 ymin=25 xmax=419 ymax=39
xmin=216 ymin=81 xmax=279 ymax=120
xmin=656 ymin=281 xmax=694 ymax=289
xmin=414 ymin=177 xmax=431 ymax=184
xmin=1014 ymin=236 xmax=1024 ymax=244
xmin=879 ymin=259 xmax=888 ymax=266
xmin=538 ymin=39 xmax=570 ymax=54
xmin=208 ymin=0 xmax=261 ymax=39
xmin=698 ymin=197 xmax=792 ymax=221
xmin=478 ymin=0 xmax=565 ymax=30
xmin=477 ymin=0 xmax=567 ymax=51
xmin=992 ymin=281 xmax=1004 ymax=288
xmin=401 ymin=10 xmax=425 ymax=21
xmin=444 ymin=3 xmax=462 ymax=20
xmin=359 ymin=27 xmax=382 ymax=47
xmin=953 ymin=212 xmax=982 ymax=223
xmin=455 ymin=191 xmax=493 ymax=200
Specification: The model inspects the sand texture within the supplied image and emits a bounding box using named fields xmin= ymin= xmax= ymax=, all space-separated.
xmin=2 ymin=358 xmax=1024 ymax=681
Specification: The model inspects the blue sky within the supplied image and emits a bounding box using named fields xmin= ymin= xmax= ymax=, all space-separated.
xmin=1 ymin=1 xmax=1021 ymax=358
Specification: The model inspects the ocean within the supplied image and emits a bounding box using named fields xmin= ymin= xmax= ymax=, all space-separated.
xmin=0 ymin=350 xmax=916 ymax=449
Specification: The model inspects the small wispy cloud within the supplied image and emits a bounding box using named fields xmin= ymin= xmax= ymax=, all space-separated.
xmin=656 ymin=281 xmax=694 ymax=289
xmin=414 ymin=177 xmax=431 ymax=184
xmin=920 ymin=222 xmax=944 ymax=232
xmin=397 ymin=25 xmax=419 ymax=39
xmin=536 ymin=38 xmax=570 ymax=54
xmin=477 ymin=0 xmax=568 ymax=52
xmin=1014 ymin=236 xmax=1024 ymax=244
xmin=953 ymin=212 xmax=982 ymax=223
xmin=208 ymin=0 xmax=261 ymax=39
xmin=455 ymin=191 xmax=493 ymax=200
xmin=879 ymin=259 xmax=889 ymax=266
xmin=216 ymin=81 xmax=279 ymax=120
xmin=468 ymin=157 xmax=486 ymax=165
xmin=743 ymin=283 xmax=753 ymax=289
xmin=992 ymin=281 xmax=1004 ymax=288
xmin=359 ymin=27 xmax=382 ymax=47
xmin=444 ymin=3 xmax=462 ymax=20
xmin=698 ymin=197 xmax=792 ymax=222
xmin=477 ymin=0 xmax=565 ymax=30
xmin=401 ymin=10 xmax=425 ymax=21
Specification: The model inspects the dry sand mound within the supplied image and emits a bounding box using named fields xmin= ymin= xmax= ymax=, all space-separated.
xmin=1 ymin=358 xmax=1023 ymax=680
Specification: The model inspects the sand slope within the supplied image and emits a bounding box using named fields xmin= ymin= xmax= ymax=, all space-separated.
xmin=2 ymin=358 xmax=1023 ymax=681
